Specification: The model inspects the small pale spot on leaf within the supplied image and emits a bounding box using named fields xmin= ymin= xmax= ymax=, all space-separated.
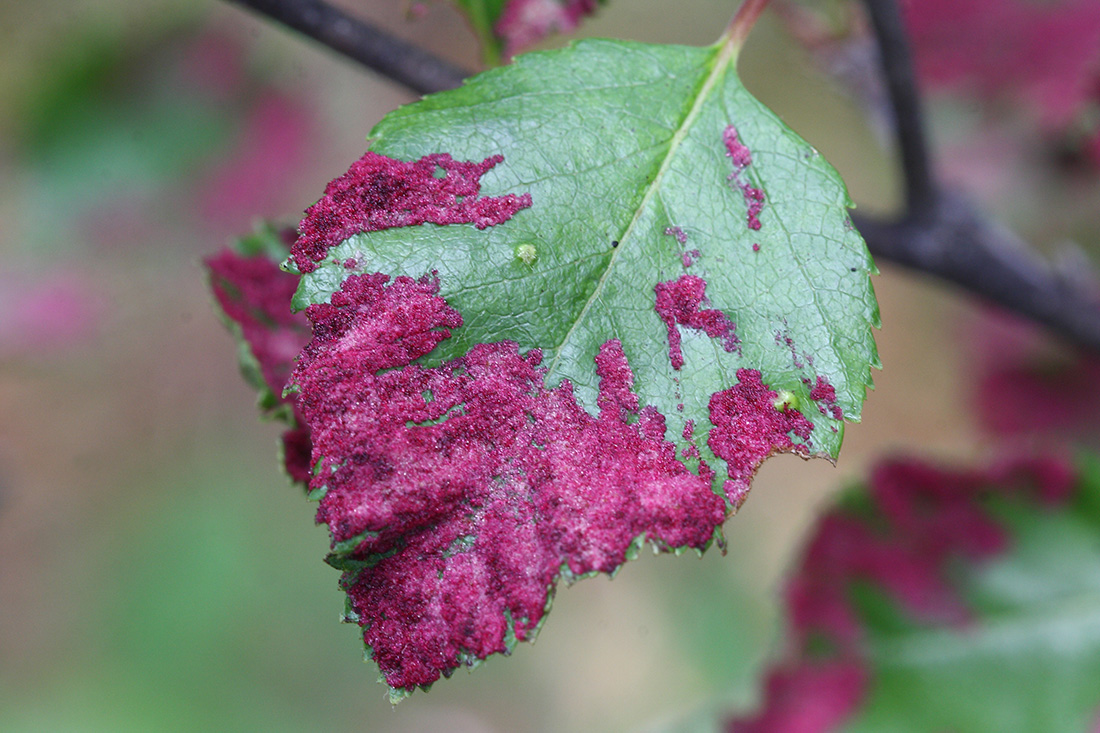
xmin=515 ymin=243 xmax=538 ymax=265
xmin=772 ymin=390 xmax=798 ymax=411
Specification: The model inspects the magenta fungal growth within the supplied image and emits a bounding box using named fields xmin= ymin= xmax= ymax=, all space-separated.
xmin=723 ymin=125 xmax=765 ymax=231
xmin=654 ymin=275 xmax=740 ymax=370
xmin=664 ymin=225 xmax=688 ymax=244
xmin=291 ymin=151 xmax=532 ymax=273
xmin=205 ymin=239 xmax=314 ymax=484
xmin=707 ymin=369 xmax=814 ymax=507
xmin=291 ymin=273 xmax=726 ymax=692
xmin=207 ymin=245 xmax=307 ymax=394
xmin=809 ymin=376 xmax=843 ymax=420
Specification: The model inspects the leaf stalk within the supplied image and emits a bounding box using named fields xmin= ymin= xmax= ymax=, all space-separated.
xmin=725 ymin=0 xmax=771 ymax=49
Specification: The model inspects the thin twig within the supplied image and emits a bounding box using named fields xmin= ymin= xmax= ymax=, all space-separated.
xmin=861 ymin=0 xmax=936 ymax=217
xmin=726 ymin=0 xmax=771 ymax=49
xmin=225 ymin=0 xmax=470 ymax=95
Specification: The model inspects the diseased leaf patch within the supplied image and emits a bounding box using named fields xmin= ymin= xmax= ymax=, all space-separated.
xmin=281 ymin=136 xmax=858 ymax=692
xmin=728 ymin=456 xmax=1100 ymax=733
xmin=724 ymin=124 xmax=765 ymax=231
xmin=808 ymin=376 xmax=842 ymax=422
xmin=291 ymin=272 xmax=727 ymax=693
xmin=654 ymin=274 xmax=740 ymax=370
xmin=290 ymin=151 xmax=531 ymax=274
xmin=707 ymin=369 xmax=814 ymax=509
xmin=205 ymin=224 xmax=313 ymax=485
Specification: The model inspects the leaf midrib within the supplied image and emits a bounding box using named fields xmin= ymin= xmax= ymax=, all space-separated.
xmin=542 ymin=38 xmax=740 ymax=382
xmin=868 ymin=591 xmax=1100 ymax=666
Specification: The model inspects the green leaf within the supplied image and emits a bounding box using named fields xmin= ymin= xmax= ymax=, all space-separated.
xmin=728 ymin=456 xmax=1100 ymax=733
xmin=847 ymin=466 xmax=1100 ymax=733
xmin=293 ymin=37 xmax=879 ymax=481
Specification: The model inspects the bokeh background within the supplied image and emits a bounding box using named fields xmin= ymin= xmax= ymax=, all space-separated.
xmin=3 ymin=1 xmax=1094 ymax=731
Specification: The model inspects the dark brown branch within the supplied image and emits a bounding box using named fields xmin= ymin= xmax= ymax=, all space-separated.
xmin=854 ymin=201 xmax=1100 ymax=351
xmin=225 ymin=0 xmax=470 ymax=95
xmin=861 ymin=0 xmax=935 ymax=217
xmin=224 ymin=0 xmax=1100 ymax=353
xmin=856 ymin=0 xmax=1100 ymax=350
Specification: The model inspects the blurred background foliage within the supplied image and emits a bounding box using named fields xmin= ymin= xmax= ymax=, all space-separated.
xmin=2 ymin=1 xmax=1097 ymax=731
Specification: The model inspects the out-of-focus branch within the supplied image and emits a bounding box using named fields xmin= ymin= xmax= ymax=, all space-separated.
xmin=224 ymin=0 xmax=1100 ymax=352
xmin=225 ymin=0 xmax=471 ymax=95
xmin=854 ymin=201 xmax=1100 ymax=350
xmin=861 ymin=0 xmax=934 ymax=218
xmin=859 ymin=0 xmax=1100 ymax=351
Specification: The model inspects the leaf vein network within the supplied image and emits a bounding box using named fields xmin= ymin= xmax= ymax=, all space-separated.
xmin=543 ymin=43 xmax=737 ymax=382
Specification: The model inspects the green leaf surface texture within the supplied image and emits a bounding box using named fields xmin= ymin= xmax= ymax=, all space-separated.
xmin=294 ymin=38 xmax=878 ymax=479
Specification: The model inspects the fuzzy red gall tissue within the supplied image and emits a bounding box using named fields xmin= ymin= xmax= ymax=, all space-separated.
xmin=207 ymin=245 xmax=310 ymax=394
xmin=808 ymin=376 xmax=843 ymax=420
xmin=654 ymin=275 xmax=740 ymax=370
xmin=291 ymin=151 xmax=531 ymax=273
xmin=206 ymin=241 xmax=314 ymax=484
xmin=664 ymin=225 xmax=688 ymax=245
xmin=723 ymin=125 xmax=765 ymax=230
xmin=708 ymin=369 xmax=814 ymax=507
xmin=292 ymin=273 xmax=726 ymax=691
